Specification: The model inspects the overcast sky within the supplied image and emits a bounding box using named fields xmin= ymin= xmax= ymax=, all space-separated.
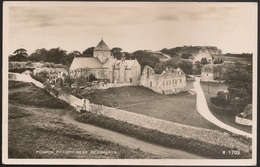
xmin=4 ymin=2 xmax=257 ymax=55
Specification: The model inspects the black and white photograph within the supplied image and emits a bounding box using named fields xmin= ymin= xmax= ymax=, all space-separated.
xmin=2 ymin=1 xmax=257 ymax=165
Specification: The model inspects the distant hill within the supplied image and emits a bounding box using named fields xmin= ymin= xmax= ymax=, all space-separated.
xmin=160 ymin=46 xmax=222 ymax=57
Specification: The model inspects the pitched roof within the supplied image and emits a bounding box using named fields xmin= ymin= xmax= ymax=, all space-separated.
xmin=70 ymin=57 xmax=103 ymax=70
xmin=94 ymin=39 xmax=110 ymax=51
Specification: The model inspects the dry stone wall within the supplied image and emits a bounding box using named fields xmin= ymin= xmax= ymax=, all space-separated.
xmin=89 ymin=103 xmax=249 ymax=152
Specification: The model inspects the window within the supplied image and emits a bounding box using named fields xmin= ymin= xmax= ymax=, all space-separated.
xmin=150 ymin=81 xmax=152 ymax=87
xmin=163 ymin=81 xmax=164 ymax=86
xmin=180 ymin=79 xmax=182 ymax=83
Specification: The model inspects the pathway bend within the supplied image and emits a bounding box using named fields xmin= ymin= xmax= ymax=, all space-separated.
xmin=193 ymin=77 xmax=252 ymax=138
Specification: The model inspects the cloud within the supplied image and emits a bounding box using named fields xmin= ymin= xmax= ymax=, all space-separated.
xmin=182 ymin=7 xmax=237 ymax=21
xmin=156 ymin=15 xmax=178 ymax=21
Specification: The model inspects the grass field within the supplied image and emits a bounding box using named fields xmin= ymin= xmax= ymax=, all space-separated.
xmin=200 ymin=82 xmax=252 ymax=133
xmin=212 ymin=55 xmax=252 ymax=64
xmin=82 ymin=86 xmax=222 ymax=131
xmin=8 ymin=81 xmax=160 ymax=159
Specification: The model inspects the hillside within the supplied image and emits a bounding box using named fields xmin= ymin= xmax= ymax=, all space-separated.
xmin=161 ymin=46 xmax=222 ymax=57
xmin=8 ymin=81 xmax=160 ymax=159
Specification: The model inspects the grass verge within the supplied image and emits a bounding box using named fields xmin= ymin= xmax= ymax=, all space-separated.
xmin=8 ymin=104 xmax=159 ymax=159
xmin=68 ymin=110 xmax=252 ymax=159
xmin=200 ymin=82 xmax=252 ymax=133
xmin=80 ymin=86 xmax=221 ymax=131
xmin=9 ymin=81 xmax=71 ymax=109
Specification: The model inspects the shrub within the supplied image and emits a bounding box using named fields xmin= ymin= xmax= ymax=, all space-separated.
xmin=210 ymin=91 xmax=230 ymax=108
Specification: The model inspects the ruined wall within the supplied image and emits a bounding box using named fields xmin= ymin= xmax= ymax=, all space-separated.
xmin=139 ymin=66 xmax=186 ymax=94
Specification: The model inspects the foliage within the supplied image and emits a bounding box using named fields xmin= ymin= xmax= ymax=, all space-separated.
xmin=111 ymin=47 xmax=123 ymax=60
xmin=194 ymin=61 xmax=202 ymax=70
xmin=82 ymin=47 xmax=95 ymax=57
xmin=201 ymin=57 xmax=209 ymax=65
xmin=9 ymin=48 xmax=29 ymax=62
xmin=210 ymin=91 xmax=230 ymax=108
xmin=29 ymin=48 xmax=48 ymax=62
xmin=181 ymin=53 xmax=192 ymax=59
xmin=25 ymin=61 xmax=34 ymax=67
xmin=46 ymin=47 xmax=67 ymax=64
xmin=213 ymin=58 xmax=224 ymax=64
xmin=131 ymin=50 xmax=160 ymax=71
xmin=154 ymin=62 xmax=167 ymax=74
xmin=61 ymin=50 xmax=81 ymax=66
xmin=9 ymin=81 xmax=71 ymax=109
xmin=30 ymin=73 xmax=48 ymax=83
xmin=210 ymin=65 xmax=252 ymax=113
xmin=224 ymin=66 xmax=252 ymax=112
xmin=177 ymin=59 xmax=193 ymax=74
xmin=224 ymin=53 xmax=253 ymax=58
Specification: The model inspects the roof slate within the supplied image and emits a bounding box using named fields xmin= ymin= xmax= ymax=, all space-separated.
xmin=71 ymin=57 xmax=103 ymax=69
xmin=94 ymin=39 xmax=110 ymax=51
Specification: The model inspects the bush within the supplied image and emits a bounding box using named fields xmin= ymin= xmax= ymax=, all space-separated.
xmin=30 ymin=73 xmax=47 ymax=83
xmin=210 ymin=91 xmax=230 ymax=108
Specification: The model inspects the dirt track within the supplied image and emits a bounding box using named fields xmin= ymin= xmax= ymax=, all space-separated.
xmin=63 ymin=116 xmax=205 ymax=159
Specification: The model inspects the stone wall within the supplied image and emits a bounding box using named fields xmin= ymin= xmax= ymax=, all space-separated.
xmin=9 ymin=72 xmax=44 ymax=88
xmin=89 ymin=103 xmax=249 ymax=152
xmin=9 ymin=72 xmax=89 ymax=112
xmin=235 ymin=116 xmax=252 ymax=126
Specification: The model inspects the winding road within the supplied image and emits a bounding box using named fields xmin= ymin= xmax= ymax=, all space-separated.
xmin=193 ymin=77 xmax=252 ymax=138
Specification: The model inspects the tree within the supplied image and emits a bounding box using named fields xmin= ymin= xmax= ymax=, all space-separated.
xmin=201 ymin=58 xmax=208 ymax=65
xmin=181 ymin=53 xmax=192 ymax=59
xmin=194 ymin=61 xmax=201 ymax=70
xmin=210 ymin=91 xmax=230 ymax=108
xmin=154 ymin=62 xmax=167 ymax=74
xmin=29 ymin=48 xmax=48 ymax=62
xmin=46 ymin=47 xmax=67 ymax=64
xmin=111 ymin=47 xmax=123 ymax=60
xmin=131 ymin=50 xmax=160 ymax=71
xmin=223 ymin=66 xmax=252 ymax=112
xmin=177 ymin=59 xmax=193 ymax=74
xmin=61 ymin=50 xmax=81 ymax=66
xmin=210 ymin=65 xmax=252 ymax=113
xmin=82 ymin=47 xmax=95 ymax=57
xmin=9 ymin=48 xmax=29 ymax=61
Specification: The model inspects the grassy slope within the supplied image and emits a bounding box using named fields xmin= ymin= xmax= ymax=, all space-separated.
xmin=82 ymin=85 xmax=222 ymax=131
xmin=8 ymin=81 xmax=159 ymax=159
xmin=212 ymin=55 xmax=252 ymax=64
xmin=200 ymin=82 xmax=252 ymax=133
